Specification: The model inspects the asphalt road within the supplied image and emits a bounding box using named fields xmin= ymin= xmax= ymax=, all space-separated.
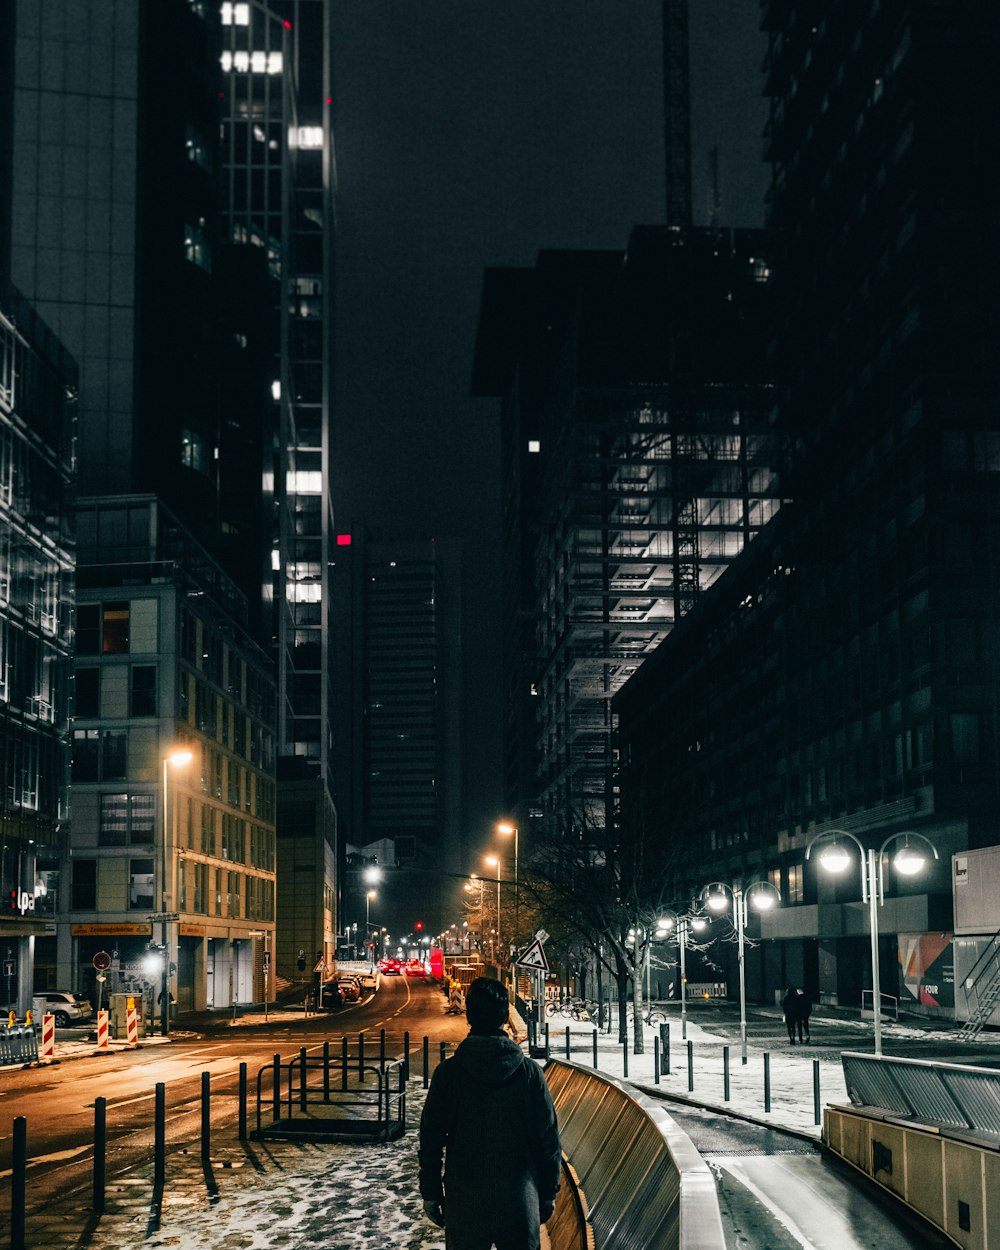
xmin=0 ymin=974 xmax=460 ymax=1215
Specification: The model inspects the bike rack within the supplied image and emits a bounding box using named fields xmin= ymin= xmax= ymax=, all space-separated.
xmin=252 ymin=1048 xmax=406 ymax=1143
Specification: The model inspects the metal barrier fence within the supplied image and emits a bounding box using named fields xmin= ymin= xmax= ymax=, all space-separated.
xmin=0 ymin=1026 xmax=38 ymax=1067
xmin=545 ymin=1059 xmax=725 ymax=1250
xmin=841 ymin=1050 xmax=1000 ymax=1133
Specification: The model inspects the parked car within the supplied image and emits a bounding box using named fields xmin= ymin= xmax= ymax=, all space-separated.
xmin=404 ymin=958 xmax=426 ymax=977
xmin=337 ymin=976 xmax=361 ymax=1002
xmin=43 ymin=992 xmax=94 ymax=1027
xmin=379 ymin=958 xmax=402 ymax=975
xmin=319 ymin=982 xmax=343 ymax=1010
xmin=357 ymin=972 xmax=378 ymax=993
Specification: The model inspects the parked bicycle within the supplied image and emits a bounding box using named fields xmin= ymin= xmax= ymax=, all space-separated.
xmin=624 ymin=1004 xmax=667 ymax=1027
xmin=545 ymin=997 xmax=596 ymax=1021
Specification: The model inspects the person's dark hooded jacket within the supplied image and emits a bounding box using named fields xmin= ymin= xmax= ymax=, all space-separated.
xmin=418 ymin=1033 xmax=561 ymax=1249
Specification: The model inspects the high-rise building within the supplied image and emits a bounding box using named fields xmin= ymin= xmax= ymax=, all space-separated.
xmin=0 ymin=285 xmax=76 ymax=1009
xmin=335 ymin=534 xmax=464 ymax=936
xmin=1 ymin=0 xmax=336 ymax=996
xmin=616 ymin=2 xmax=1000 ymax=1014
xmin=472 ymin=226 xmax=779 ymax=839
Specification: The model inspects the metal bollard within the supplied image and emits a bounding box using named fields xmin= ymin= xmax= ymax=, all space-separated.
xmin=565 ymin=1026 xmax=571 ymax=1059
xmin=654 ymin=1036 xmax=660 ymax=1084
xmin=342 ymin=1035 xmax=349 ymax=1091
xmin=299 ymin=1047 xmax=308 ymax=1112
xmin=687 ymin=1040 xmax=694 ymax=1092
xmin=423 ymin=1035 xmax=430 ymax=1088
xmin=813 ymin=1059 xmax=821 ymax=1125
xmin=593 ymin=1029 xmax=599 ymax=1069
xmin=723 ymin=1045 xmax=730 ymax=1101
xmin=359 ymin=1032 xmax=365 ymax=1081
xmin=238 ymin=1063 xmax=248 ymax=1141
xmin=663 ymin=1022 xmax=670 ymax=1075
xmin=623 ymin=1040 xmax=628 ymax=1079
xmin=93 ymin=1096 xmax=106 ymax=1213
xmin=155 ymin=1082 xmax=166 ymax=1187
xmin=202 ymin=1071 xmax=212 ymax=1161
xmin=11 ymin=1116 xmax=26 ymax=1250
xmin=272 ymin=1054 xmax=281 ymax=1122
xmin=544 ymin=1021 xmax=550 ymax=1059
xmin=764 ymin=1051 xmax=771 ymax=1113
xmin=380 ymin=1028 xmax=386 ymax=1068
xmin=323 ymin=1041 xmax=331 ymax=1102
xmin=404 ymin=1030 xmax=410 ymax=1081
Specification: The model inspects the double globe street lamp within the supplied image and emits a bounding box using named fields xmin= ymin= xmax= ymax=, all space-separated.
xmin=655 ymin=910 xmax=708 ymax=1041
xmin=700 ymin=879 xmax=782 ymax=1064
xmin=806 ymin=829 xmax=939 ymax=1056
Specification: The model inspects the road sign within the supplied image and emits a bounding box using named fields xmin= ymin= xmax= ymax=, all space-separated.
xmin=313 ymin=958 xmax=325 ymax=973
xmin=516 ymin=937 xmax=549 ymax=973
xmin=147 ymin=912 xmax=180 ymax=922
xmin=93 ymin=950 xmax=112 ymax=971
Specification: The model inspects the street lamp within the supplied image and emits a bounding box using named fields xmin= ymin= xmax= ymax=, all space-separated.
xmin=484 ymin=855 xmax=501 ymax=959
xmin=806 ymin=829 xmax=939 ymax=1056
xmin=700 ymin=878 xmax=781 ymax=1064
xmin=497 ymin=822 xmax=519 ymax=950
xmin=160 ymin=747 xmax=192 ymax=1036
xmin=655 ymin=910 xmax=707 ymax=1041
xmin=365 ymin=890 xmax=377 ymax=966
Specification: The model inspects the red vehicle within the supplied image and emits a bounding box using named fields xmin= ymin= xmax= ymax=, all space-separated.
xmin=379 ymin=958 xmax=402 ymax=975
xmin=404 ymin=957 xmax=426 ymax=977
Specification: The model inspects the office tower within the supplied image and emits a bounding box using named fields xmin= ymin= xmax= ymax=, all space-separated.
xmin=335 ymin=535 xmax=464 ymax=937
xmin=472 ymin=226 xmax=778 ymax=839
xmin=616 ymin=3 xmax=1000 ymax=1013
xmin=218 ymin=0 xmax=337 ymax=985
xmin=0 ymin=286 xmax=76 ymax=1010
xmin=2 ymin=0 xmax=336 ymax=994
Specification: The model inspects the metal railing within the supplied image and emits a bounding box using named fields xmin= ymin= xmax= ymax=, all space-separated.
xmin=860 ymin=990 xmax=898 ymax=1021
xmin=0 ymin=1026 xmax=38 ymax=1067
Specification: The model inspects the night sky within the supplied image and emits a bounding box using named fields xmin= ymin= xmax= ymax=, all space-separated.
xmin=329 ymin=1 xmax=768 ymax=846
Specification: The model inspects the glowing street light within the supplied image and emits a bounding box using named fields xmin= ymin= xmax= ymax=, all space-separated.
xmin=699 ymin=879 xmax=781 ymax=1063
xmin=656 ymin=910 xmax=707 ymax=1040
xmin=497 ymin=822 xmax=519 ymax=948
xmin=484 ymin=855 xmax=501 ymax=957
xmin=160 ymin=747 xmax=192 ymax=1036
xmin=807 ymin=829 xmax=939 ymax=1055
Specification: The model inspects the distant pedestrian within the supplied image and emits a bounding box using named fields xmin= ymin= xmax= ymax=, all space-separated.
xmin=782 ymin=987 xmax=811 ymax=1044
xmin=419 ymin=976 xmax=561 ymax=1249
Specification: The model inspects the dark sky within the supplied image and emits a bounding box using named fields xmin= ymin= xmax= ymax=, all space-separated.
xmin=329 ymin=1 xmax=768 ymax=845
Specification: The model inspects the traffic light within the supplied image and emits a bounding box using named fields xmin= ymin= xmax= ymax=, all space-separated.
xmin=415 ymin=921 xmax=423 ymax=932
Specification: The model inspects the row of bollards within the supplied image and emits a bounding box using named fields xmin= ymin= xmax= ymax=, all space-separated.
xmin=549 ymin=1020 xmax=823 ymax=1126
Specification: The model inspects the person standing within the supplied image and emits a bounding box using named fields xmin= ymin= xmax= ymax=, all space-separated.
xmin=782 ymin=986 xmax=810 ymax=1043
xmin=419 ymin=976 xmax=562 ymax=1250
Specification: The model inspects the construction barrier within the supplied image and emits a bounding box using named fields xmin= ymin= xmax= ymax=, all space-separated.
xmin=38 ymin=1013 xmax=55 ymax=1060
xmin=0 ymin=1025 xmax=39 ymax=1067
xmin=126 ymin=1005 xmax=138 ymax=1047
xmin=95 ymin=1009 xmax=109 ymax=1051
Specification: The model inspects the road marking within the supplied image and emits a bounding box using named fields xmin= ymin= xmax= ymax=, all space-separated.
xmin=0 ymin=1144 xmax=91 ymax=1181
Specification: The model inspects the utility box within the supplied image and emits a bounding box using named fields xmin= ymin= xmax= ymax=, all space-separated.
xmin=110 ymin=991 xmax=149 ymax=1039
xmin=953 ymin=848 xmax=1000 ymax=935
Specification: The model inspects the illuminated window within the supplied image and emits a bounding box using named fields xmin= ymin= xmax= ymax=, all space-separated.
xmin=221 ymin=48 xmax=282 ymax=73
xmin=528 ymin=440 xmax=541 ymax=453
xmin=183 ymin=222 xmax=212 ymax=272
xmin=220 ymin=3 xmax=249 ymax=25
xmin=181 ymin=428 xmax=208 ymax=473
xmin=286 ymin=470 xmax=323 ymax=494
xmin=294 ymin=126 xmax=324 ymax=149
xmin=184 ymin=124 xmax=210 ymax=171
xmin=129 ymin=859 xmax=155 ymax=909
xmin=288 ymin=583 xmax=322 ymax=603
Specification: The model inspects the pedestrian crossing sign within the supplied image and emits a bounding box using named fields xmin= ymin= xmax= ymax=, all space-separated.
xmin=516 ymin=938 xmax=549 ymax=973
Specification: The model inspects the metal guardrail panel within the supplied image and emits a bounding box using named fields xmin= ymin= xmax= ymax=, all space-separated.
xmin=841 ymin=1051 xmax=1000 ymax=1133
xmin=545 ymin=1059 xmax=725 ymax=1250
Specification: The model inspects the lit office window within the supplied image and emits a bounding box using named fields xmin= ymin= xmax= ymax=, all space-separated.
xmin=183 ymin=223 xmax=212 ymax=272
xmin=528 ymin=440 xmax=541 ymax=453
xmin=184 ymin=124 xmax=210 ymax=171
xmin=220 ymin=3 xmax=249 ymax=25
xmin=285 ymin=470 xmax=323 ymax=494
xmin=181 ymin=429 xmax=208 ymax=473
xmin=293 ymin=126 xmax=324 ymax=149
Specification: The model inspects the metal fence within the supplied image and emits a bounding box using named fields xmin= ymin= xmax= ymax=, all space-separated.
xmin=841 ymin=1050 xmax=1000 ymax=1134
xmin=0 ymin=1026 xmax=38 ymax=1067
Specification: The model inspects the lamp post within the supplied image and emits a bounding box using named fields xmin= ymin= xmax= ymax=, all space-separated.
xmin=806 ymin=829 xmax=939 ymax=1056
xmin=497 ymin=822 xmax=519 ymax=951
xmin=484 ymin=855 xmax=501 ymax=959
xmin=160 ymin=748 xmax=192 ymax=1036
xmin=701 ymin=879 xmax=781 ymax=1063
xmin=655 ymin=911 xmax=707 ymax=1041
xmin=365 ymin=890 xmax=377 ymax=965
xmin=465 ymin=876 xmax=484 ymax=953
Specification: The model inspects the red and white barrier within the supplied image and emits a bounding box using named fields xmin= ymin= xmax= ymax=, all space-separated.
xmin=95 ymin=1009 xmax=109 ymax=1051
xmin=39 ymin=1013 xmax=55 ymax=1060
xmin=126 ymin=1005 xmax=138 ymax=1047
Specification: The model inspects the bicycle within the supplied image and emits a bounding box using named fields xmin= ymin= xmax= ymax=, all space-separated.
xmin=625 ymin=1005 xmax=667 ymax=1027
xmin=559 ymin=998 xmax=596 ymax=1021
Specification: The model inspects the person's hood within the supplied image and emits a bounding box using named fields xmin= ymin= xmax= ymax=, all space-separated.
xmin=453 ymin=1033 xmax=527 ymax=1085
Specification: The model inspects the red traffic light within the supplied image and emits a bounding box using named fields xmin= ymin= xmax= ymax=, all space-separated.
xmin=415 ymin=921 xmax=423 ymax=931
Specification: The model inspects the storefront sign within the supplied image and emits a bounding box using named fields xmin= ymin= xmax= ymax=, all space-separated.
xmin=72 ymin=923 xmax=151 ymax=936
